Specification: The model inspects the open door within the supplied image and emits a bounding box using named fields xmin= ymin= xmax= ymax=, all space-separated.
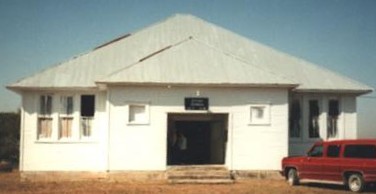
xmin=167 ymin=113 xmax=227 ymax=165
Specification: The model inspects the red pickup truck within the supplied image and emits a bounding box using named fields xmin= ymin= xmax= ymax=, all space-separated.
xmin=281 ymin=139 xmax=376 ymax=192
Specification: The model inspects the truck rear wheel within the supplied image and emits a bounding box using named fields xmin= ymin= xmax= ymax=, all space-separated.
xmin=348 ymin=174 xmax=365 ymax=193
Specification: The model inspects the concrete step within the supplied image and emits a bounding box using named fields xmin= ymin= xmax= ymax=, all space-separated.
xmin=168 ymin=171 xmax=230 ymax=176
xmin=168 ymin=178 xmax=234 ymax=184
xmin=168 ymin=174 xmax=232 ymax=180
xmin=168 ymin=165 xmax=227 ymax=172
xmin=167 ymin=165 xmax=234 ymax=184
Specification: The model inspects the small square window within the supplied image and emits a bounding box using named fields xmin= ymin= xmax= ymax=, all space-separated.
xmin=249 ymin=104 xmax=270 ymax=125
xmin=128 ymin=103 xmax=149 ymax=125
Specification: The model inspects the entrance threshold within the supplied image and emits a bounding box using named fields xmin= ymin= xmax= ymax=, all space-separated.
xmin=167 ymin=165 xmax=234 ymax=184
xmin=167 ymin=164 xmax=226 ymax=170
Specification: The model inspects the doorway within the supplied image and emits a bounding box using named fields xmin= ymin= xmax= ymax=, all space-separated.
xmin=167 ymin=113 xmax=228 ymax=165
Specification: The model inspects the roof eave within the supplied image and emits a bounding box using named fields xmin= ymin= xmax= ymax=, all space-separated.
xmin=6 ymin=85 xmax=100 ymax=93
xmin=95 ymin=81 xmax=298 ymax=89
xmin=293 ymin=88 xmax=373 ymax=96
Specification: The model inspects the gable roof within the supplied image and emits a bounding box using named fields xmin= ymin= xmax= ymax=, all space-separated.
xmin=7 ymin=14 xmax=373 ymax=94
xmin=97 ymin=37 xmax=296 ymax=87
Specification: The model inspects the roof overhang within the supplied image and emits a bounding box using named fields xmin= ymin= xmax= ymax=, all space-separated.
xmin=6 ymin=85 xmax=100 ymax=94
xmin=95 ymin=81 xmax=298 ymax=89
xmin=293 ymin=88 xmax=373 ymax=96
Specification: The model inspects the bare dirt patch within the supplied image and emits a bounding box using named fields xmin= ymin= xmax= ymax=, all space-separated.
xmin=1 ymin=171 xmax=375 ymax=194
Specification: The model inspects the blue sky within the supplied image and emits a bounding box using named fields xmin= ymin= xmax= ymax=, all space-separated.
xmin=0 ymin=0 xmax=375 ymax=137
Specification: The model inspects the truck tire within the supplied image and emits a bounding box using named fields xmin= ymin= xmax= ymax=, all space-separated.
xmin=287 ymin=168 xmax=299 ymax=186
xmin=348 ymin=174 xmax=365 ymax=193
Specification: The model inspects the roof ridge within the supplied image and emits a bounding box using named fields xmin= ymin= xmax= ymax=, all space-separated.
xmin=98 ymin=36 xmax=296 ymax=86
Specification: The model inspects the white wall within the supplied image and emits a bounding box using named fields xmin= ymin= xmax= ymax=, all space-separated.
xmin=108 ymin=86 xmax=289 ymax=171
xmin=21 ymin=86 xmax=290 ymax=172
xmin=288 ymin=94 xmax=358 ymax=156
xmin=21 ymin=91 xmax=108 ymax=171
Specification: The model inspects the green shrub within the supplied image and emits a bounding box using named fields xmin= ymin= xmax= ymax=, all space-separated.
xmin=0 ymin=112 xmax=20 ymax=164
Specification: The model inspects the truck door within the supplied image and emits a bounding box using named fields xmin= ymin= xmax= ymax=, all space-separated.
xmin=321 ymin=144 xmax=342 ymax=181
xmin=301 ymin=144 xmax=324 ymax=179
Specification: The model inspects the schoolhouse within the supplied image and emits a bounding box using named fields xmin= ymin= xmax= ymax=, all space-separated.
xmin=7 ymin=14 xmax=372 ymax=180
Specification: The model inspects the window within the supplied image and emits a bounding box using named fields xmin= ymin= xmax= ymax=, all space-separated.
xmin=327 ymin=99 xmax=340 ymax=138
xmin=128 ymin=103 xmax=149 ymax=124
xmin=289 ymin=99 xmax=301 ymax=138
xmin=344 ymin=145 xmax=376 ymax=159
xmin=308 ymin=145 xmax=323 ymax=157
xmin=59 ymin=96 xmax=74 ymax=139
xmin=309 ymin=100 xmax=320 ymax=138
xmin=249 ymin=104 xmax=270 ymax=125
xmin=327 ymin=145 xmax=341 ymax=157
xmin=80 ymin=95 xmax=95 ymax=138
xmin=38 ymin=95 xmax=53 ymax=139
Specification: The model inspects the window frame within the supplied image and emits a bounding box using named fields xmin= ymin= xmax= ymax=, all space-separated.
xmin=37 ymin=94 xmax=54 ymax=140
xmin=35 ymin=93 xmax=99 ymax=143
xmin=127 ymin=102 xmax=150 ymax=125
xmin=80 ymin=94 xmax=96 ymax=139
xmin=58 ymin=95 xmax=74 ymax=140
xmin=248 ymin=103 xmax=271 ymax=125
xmin=289 ymin=97 xmax=302 ymax=139
xmin=327 ymin=98 xmax=341 ymax=139
xmin=308 ymin=99 xmax=321 ymax=139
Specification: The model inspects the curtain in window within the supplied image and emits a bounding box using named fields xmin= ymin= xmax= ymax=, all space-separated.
xmin=38 ymin=118 xmax=52 ymax=138
xmin=59 ymin=96 xmax=74 ymax=139
xmin=59 ymin=118 xmax=73 ymax=138
xmin=81 ymin=117 xmax=93 ymax=137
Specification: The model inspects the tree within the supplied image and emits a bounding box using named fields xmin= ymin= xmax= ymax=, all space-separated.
xmin=0 ymin=112 xmax=20 ymax=164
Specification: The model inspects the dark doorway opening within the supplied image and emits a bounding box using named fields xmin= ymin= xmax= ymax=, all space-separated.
xmin=167 ymin=114 xmax=228 ymax=165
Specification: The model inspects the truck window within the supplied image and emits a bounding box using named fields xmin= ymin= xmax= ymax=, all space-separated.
xmin=344 ymin=145 xmax=376 ymax=159
xmin=308 ymin=145 xmax=323 ymax=157
xmin=327 ymin=145 xmax=341 ymax=157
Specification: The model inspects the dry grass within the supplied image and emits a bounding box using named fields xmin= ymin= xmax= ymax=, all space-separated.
xmin=1 ymin=171 xmax=375 ymax=194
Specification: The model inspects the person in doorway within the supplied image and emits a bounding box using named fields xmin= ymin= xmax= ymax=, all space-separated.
xmin=168 ymin=129 xmax=178 ymax=164
xmin=176 ymin=131 xmax=187 ymax=164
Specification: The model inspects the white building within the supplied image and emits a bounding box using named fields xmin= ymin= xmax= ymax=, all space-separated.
xmin=7 ymin=14 xmax=372 ymax=176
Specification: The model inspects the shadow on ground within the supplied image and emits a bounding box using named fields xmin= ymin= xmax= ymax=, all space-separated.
xmin=303 ymin=182 xmax=376 ymax=193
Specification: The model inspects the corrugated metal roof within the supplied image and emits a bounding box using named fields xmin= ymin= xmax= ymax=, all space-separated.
xmin=98 ymin=38 xmax=296 ymax=87
xmin=7 ymin=14 xmax=373 ymax=93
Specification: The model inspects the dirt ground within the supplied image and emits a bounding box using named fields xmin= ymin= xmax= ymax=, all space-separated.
xmin=1 ymin=171 xmax=375 ymax=194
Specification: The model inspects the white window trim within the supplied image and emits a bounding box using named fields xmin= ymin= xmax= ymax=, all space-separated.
xmin=126 ymin=102 xmax=150 ymax=125
xmin=58 ymin=96 xmax=74 ymax=140
xmin=248 ymin=103 xmax=271 ymax=125
xmin=37 ymin=94 xmax=54 ymax=140
xmin=35 ymin=93 xmax=98 ymax=143
xmin=79 ymin=94 xmax=96 ymax=140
